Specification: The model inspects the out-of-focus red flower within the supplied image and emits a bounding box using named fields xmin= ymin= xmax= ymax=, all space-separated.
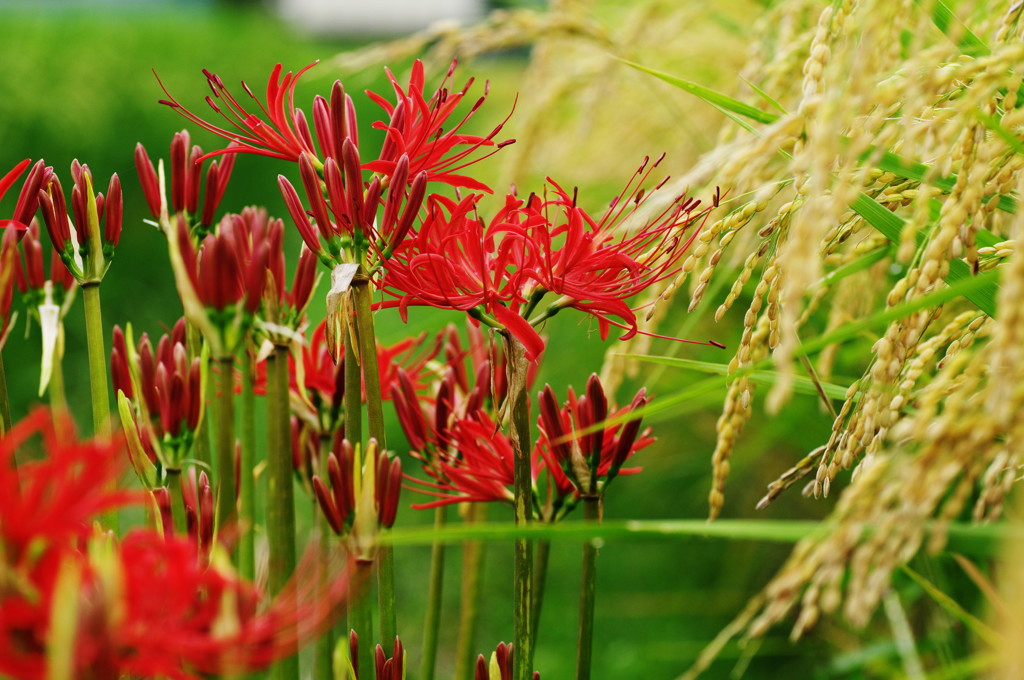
xmin=474 ymin=641 xmax=540 ymax=680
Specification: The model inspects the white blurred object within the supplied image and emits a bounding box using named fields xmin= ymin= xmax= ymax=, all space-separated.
xmin=277 ymin=0 xmax=486 ymax=36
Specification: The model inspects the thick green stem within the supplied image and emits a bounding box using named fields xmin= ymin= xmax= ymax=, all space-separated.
xmin=81 ymin=283 xmax=110 ymax=437
xmin=454 ymin=502 xmax=487 ymax=680
xmin=166 ymin=468 xmax=187 ymax=535
xmin=575 ymin=497 xmax=601 ymax=680
xmin=267 ymin=346 xmax=298 ymax=680
xmin=343 ymin=338 xmax=362 ymax=448
xmin=238 ymin=349 xmax=256 ymax=582
xmin=504 ymin=334 xmax=534 ymax=680
xmin=186 ymin=322 xmax=212 ymax=472
xmin=420 ymin=506 xmax=447 ymax=680
xmin=351 ymin=275 xmax=385 ymax=448
xmin=531 ymin=539 xmax=552 ymax=646
xmin=214 ymin=355 xmax=237 ymax=534
xmin=377 ymin=544 xmax=397 ymax=649
xmin=0 ymin=351 xmax=11 ymax=438
xmin=82 ymin=283 xmax=115 ymax=530
xmin=351 ymin=561 xmax=375 ymax=675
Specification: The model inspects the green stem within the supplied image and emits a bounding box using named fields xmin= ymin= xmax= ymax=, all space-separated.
xmin=504 ymin=334 xmax=534 ymax=680
xmin=575 ymin=497 xmax=601 ymax=680
xmin=314 ymin=435 xmax=335 ymax=680
xmin=267 ymin=345 xmax=298 ymax=680
xmin=81 ymin=283 xmax=110 ymax=437
xmin=48 ymin=325 xmax=67 ymax=416
xmin=214 ymin=355 xmax=237 ymax=534
xmin=166 ymin=468 xmax=187 ymax=535
xmin=0 ymin=351 xmax=12 ymax=438
xmin=238 ymin=347 xmax=256 ymax=582
xmin=454 ymin=503 xmax=487 ymax=680
xmin=421 ymin=505 xmax=447 ymax=680
xmin=531 ymin=539 xmax=552 ymax=647
xmin=82 ymin=283 xmax=115 ymax=531
xmin=351 ymin=274 xmax=385 ymax=448
xmin=187 ymin=323 xmax=212 ymax=473
xmin=351 ymin=560 xmax=375 ymax=676
xmin=377 ymin=544 xmax=397 ymax=649
xmin=344 ymin=337 xmax=362 ymax=448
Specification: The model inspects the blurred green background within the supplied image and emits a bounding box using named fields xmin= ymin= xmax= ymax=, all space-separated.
xmin=0 ymin=2 xmax=965 ymax=678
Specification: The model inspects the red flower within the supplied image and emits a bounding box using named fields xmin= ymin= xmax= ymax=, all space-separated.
xmin=0 ymin=409 xmax=136 ymax=563
xmin=381 ymin=163 xmax=718 ymax=360
xmin=1 ymin=159 xmax=51 ymax=232
xmin=158 ymin=63 xmax=321 ymax=163
xmin=364 ymin=60 xmax=513 ymax=192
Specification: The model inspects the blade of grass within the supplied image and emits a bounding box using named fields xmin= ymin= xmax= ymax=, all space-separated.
xmin=901 ymin=565 xmax=1002 ymax=646
xmin=618 ymin=58 xmax=780 ymax=125
xmin=912 ymin=0 xmax=989 ymax=56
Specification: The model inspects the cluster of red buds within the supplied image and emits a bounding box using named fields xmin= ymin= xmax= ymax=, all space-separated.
xmin=311 ymin=438 xmax=402 ymax=562
xmin=111 ymin=318 xmax=203 ymax=472
xmin=407 ymin=370 xmax=652 ymax=522
xmin=135 ymin=129 xmax=237 ymax=235
xmin=37 ymin=160 xmax=122 ymax=285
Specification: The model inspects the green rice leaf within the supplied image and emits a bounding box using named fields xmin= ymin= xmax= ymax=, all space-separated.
xmin=620 ymin=58 xmax=780 ymax=125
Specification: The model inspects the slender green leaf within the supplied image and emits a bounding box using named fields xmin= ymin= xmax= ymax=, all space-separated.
xmin=850 ymin=193 xmax=998 ymax=316
xmin=382 ymin=518 xmax=1019 ymax=558
xmin=902 ymin=566 xmax=1002 ymax=645
xmin=622 ymin=355 xmax=853 ymax=400
xmin=741 ymin=76 xmax=788 ymax=114
xmin=912 ymin=0 xmax=989 ymax=56
xmin=978 ymin=111 xmax=1024 ymax=155
xmin=619 ymin=58 xmax=780 ymax=125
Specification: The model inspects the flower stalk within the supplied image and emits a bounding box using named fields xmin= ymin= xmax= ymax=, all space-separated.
xmin=0 ymin=352 xmax=11 ymax=438
xmin=455 ymin=502 xmax=487 ymax=680
xmin=504 ymin=333 xmax=534 ymax=680
xmin=267 ymin=344 xmax=299 ymax=680
xmin=531 ymin=539 xmax=552 ymax=647
xmin=213 ymin=354 xmax=237 ymax=534
xmin=82 ymin=283 xmax=111 ymax=438
xmin=575 ymin=496 xmax=601 ymax=680
xmin=238 ymin=345 xmax=257 ymax=582
xmin=420 ymin=505 xmax=447 ymax=680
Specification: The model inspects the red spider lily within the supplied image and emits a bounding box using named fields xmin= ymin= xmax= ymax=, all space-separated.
xmin=37 ymin=162 xmax=122 ymax=284
xmin=1 ymin=530 xmax=354 ymax=680
xmin=312 ymin=439 xmax=402 ymax=560
xmin=0 ymin=237 xmax=15 ymax=348
xmin=8 ymin=220 xmax=76 ymax=297
xmin=536 ymin=375 xmax=652 ymax=500
xmin=365 ymin=59 xmax=514 ymax=192
xmin=135 ymin=131 xmax=237 ymax=228
xmin=381 ymin=164 xmax=718 ymax=360
xmin=0 ymin=409 xmax=137 ymax=562
xmin=374 ymin=637 xmax=406 ymax=680
xmin=1 ymin=159 xmax=51 ymax=232
xmin=157 ymin=62 xmax=321 ymax=163
xmin=177 ymin=215 xmax=269 ymax=314
xmin=111 ymin=319 xmax=203 ymax=471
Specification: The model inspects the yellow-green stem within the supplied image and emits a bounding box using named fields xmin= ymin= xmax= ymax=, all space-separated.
xmin=166 ymin=468 xmax=187 ymax=535
xmin=238 ymin=349 xmax=256 ymax=582
xmin=504 ymin=334 xmax=534 ymax=680
xmin=48 ymin=326 xmax=67 ymax=416
xmin=186 ymin=323 xmax=212 ymax=472
xmin=267 ymin=346 xmax=298 ymax=680
xmin=81 ymin=283 xmax=110 ymax=437
xmin=420 ymin=505 xmax=447 ymax=680
xmin=351 ymin=275 xmax=386 ymax=448
xmin=82 ymin=283 xmax=115 ymax=531
xmin=455 ymin=503 xmax=487 ymax=680
xmin=344 ymin=338 xmax=362 ymax=448
xmin=214 ymin=355 xmax=237 ymax=534
xmin=351 ymin=560 xmax=375 ymax=675
xmin=575 ymin=496 xmax=601 ymax=680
